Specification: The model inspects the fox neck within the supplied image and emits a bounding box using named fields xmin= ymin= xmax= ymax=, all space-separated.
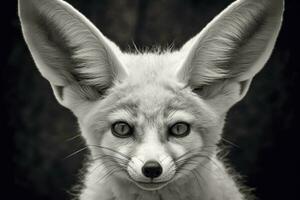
xmin=80 ymin=156 xmax=242 ymax=200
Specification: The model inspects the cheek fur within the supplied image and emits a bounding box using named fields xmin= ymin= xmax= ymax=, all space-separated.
xmin=166 ymin=142 xmax=185 ymax=159
xmin=98 ymin=131 xmax=135 ymax=160
xmin=167 ymin=130 xmax=203 ymax=159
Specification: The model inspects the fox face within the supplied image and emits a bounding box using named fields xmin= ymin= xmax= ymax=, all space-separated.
xmin=81 ymin=70 xmax=221 ymax=190
xmin=19 ymin=0 xmax=284 ymax=196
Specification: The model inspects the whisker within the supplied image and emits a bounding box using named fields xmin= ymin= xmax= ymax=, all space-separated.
xmin=175 ymin=145 xmax=216 ymax=162
xmin=175 ymin=151 xmax=209 ymax=165
xmin=192 ymin=170 xmax=204 ymax=193
xmin=91 ymin=155 xmax=136 ymax=174
xmin=221 ymin=137 xmax=240 ymax=148
xmin=64 ymin=134 xmax=82 ymax=142
xmin=174 ymin=151 xmax=221 ymax=178
xmin=63 ymin=146 xmax=89 ymax=160
xmin=91 ymin=154 xmax=129 ymax=163
xmin=87 ymin=145 xmax=131 ymax=159
xmin=96 ymin=168 xmax=123 ymax=183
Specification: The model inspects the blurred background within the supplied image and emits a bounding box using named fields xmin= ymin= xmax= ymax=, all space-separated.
xmin=4 ymin=0 xmax=299 ymax=199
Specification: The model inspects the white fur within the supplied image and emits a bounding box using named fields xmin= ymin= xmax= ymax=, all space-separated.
xmin=19 ymin=0 xmax=284 ymax=199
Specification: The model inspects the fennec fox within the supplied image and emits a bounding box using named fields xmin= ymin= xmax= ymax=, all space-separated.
xmin=18 ymin=0 xmax=284 ymax=199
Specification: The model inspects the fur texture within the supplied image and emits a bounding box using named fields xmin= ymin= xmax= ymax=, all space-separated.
xmin=18 ymin=0 xmax=284 ymax=199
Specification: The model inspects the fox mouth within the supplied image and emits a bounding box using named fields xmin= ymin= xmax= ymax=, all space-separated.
xmin=134 ymin=181 xmax=169 ymax=191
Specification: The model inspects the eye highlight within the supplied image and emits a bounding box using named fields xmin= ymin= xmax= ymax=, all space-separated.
xmin=111 ymin=121 xmax=133 ymax=138
xmin=169 ymin=122 xmax=190 ymax=138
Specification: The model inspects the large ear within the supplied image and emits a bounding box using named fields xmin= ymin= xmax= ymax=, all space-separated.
xmin=18 ymin=0 xmax=127 ymax=112
xmin=177 ymin=0 xmax=284 ymax=113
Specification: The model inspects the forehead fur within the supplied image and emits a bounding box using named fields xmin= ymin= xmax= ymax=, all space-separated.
xmin=81 ymin=50 xmax=220 ymax=139
xmin=83 ymin=70 xmax=218 ymax=129
xmin=121 ymin=50 xmax=187 ymax=85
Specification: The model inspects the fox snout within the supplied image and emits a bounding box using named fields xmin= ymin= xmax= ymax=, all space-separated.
xmin=142 ymin=160 xmax=163 ymax=178
xmin=126 ymin=137 xmax=177 ymax=190
xmin=127 ymin=154 xmax=176 ymax=190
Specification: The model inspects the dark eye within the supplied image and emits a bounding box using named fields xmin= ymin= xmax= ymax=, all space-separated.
xmin=111 ymin=121 xmax=133 ymax=138
xmin=169 ymin=122 xmax=190 ymax=137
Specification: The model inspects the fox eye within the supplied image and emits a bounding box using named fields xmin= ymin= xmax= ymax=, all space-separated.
xmin=111 ymin=121 xmax=133 ymax=138
xmin=169 ymin=122 xmax=190 ymax=137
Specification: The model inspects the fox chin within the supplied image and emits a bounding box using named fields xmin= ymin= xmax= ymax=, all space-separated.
xmin=18 ymin=0 xmax=284 ymax=199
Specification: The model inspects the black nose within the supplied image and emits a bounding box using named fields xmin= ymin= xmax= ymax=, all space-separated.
xmin=142 ymin=160 xmax=163 ymax=179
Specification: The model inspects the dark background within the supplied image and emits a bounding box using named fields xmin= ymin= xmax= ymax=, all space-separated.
xmin=4 ymin=0 xmax=299 ymax=199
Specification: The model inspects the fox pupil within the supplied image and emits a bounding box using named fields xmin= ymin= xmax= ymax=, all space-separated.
xmin=170 ymin=122 xmax=190 ymax=137
xmin=112 ymin=122 xmax=131 ymax=137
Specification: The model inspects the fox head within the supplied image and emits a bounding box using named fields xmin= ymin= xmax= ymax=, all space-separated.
xmin=19 ymin=0 xmax=283 ymax=191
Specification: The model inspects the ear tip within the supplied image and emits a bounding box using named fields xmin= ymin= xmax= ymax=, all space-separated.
xmin=18 ymin=0 xmax=64 ymax=13
xmin=260 ymin=0 xmax=285 ymax=13
xmin=269 ymin=0 xmax=285 ymax=13
xmin=18 ymin=0 xmax=42 ymax=17
xmin=232 ymin=0 xmax=285 ymax=29
xmin=235 ymin=0 xmax=284 ymax=14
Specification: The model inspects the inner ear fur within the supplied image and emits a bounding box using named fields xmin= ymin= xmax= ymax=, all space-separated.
xmin=18 ymin=0 xmax=127 ymax=110
xmin=177 ymin=0 xmax=284 ymax=111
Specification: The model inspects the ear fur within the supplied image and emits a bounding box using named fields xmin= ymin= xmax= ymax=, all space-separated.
xmin=18 ymin=0 xmax=127 ymax=111
xmin=177 ymin=0 xmax=284 ymax=112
